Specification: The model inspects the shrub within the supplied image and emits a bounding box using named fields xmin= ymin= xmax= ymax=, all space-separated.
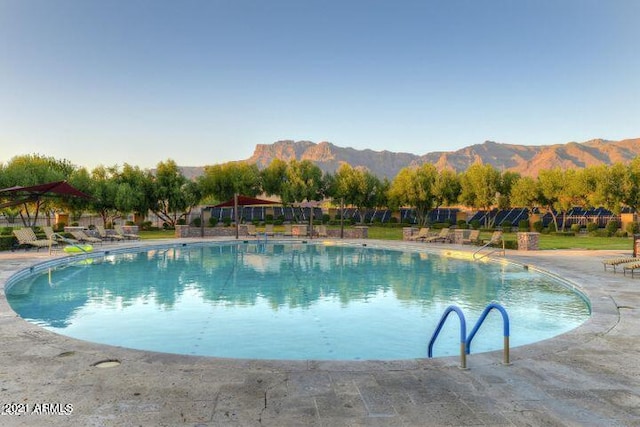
xmin=570 ymin=224 xmax=582 ymax=233
xmin=208 ymin=217 xmax=218 ymax=227
xmin=615 ymin=230 xmax=628 ymax=238
xmin=586 ymin=222 xmax=599 ymax=233
xmin=470 ymin=219 xmax=481 ymax=229
xmin=265 ymin=214 xmax=274 ymax=222
xmin=503 ymin=240 xmax=518 ymax=250
xmin=518 ymin=220 xmax=530 ymax=231
xmin=532 ymin=221 xmax=544 ymax=232
xmin=389 ymin=217 xmax=398 ymax=224
xmin=177 ymin=218 xmax=186 ymax=226
xmin=546 ymin=222 xmax=556 ymax=233
xmin=554 ymin=231 xmax=575 ymax=237
xmin=0 ymin=227 xmax=13 ymax=236
xmin=593 ymin=229 xmax=612 ymax=237
xmin=501 ymin=220 xmax=512 ymax=230
xmin=322 ymin=214 xmax=330 ymax=224
xmin=0 ymin=235 xmax=16 ymax=251
xmin=191 ymin=217 xmax=201 ymax=227
xmin=606 ymin=220 xmax=620 ymax=234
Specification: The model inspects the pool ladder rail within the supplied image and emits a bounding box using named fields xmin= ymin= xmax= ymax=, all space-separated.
xmin=473 ymin=239 xmax=506 ymax=261
xmin=50 ymin=232 xmax=93 ymax=255
xmin=428 ymin=303 xmax=510 ymax=369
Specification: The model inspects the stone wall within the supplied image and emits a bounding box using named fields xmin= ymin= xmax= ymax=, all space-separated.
xmin=175 ymin=225 xmax=368 ymax=239
xmin=175 ymin=225 xmax=238 ymax=238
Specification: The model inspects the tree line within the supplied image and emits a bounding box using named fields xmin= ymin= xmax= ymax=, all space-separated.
xmin=2 ymin=154 xmax=640 ymax=230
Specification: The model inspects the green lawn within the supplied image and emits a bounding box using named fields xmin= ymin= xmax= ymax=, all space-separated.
xmin=139 ymin=229 xmax=176 ymax=239
xmin=139 ymin=226 xmax=635 ymax=251
xmin=525 ymin=234 xmax=632 ymax=250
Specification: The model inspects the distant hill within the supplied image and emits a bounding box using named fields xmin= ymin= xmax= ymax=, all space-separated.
xmin=180 ymin=137 xmax=640 ymax=179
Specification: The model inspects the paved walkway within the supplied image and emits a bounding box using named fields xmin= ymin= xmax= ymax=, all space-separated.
xmin=0 ymin=239 xmax=638 ymax=426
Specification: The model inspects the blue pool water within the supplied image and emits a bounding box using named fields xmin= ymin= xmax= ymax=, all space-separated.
xmin=5 ymin=242 xmax=590 ymax=360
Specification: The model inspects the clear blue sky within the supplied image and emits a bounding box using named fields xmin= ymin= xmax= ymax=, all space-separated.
xmin=1 ymin=0 xmax=638 ymax=170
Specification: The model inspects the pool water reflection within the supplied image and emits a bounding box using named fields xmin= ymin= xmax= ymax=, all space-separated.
xmin=6 ymin=242 xmax=590 ymax=360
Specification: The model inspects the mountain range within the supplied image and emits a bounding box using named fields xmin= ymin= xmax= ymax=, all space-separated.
xmin=180 ymin=137 xmax=640 ymax=179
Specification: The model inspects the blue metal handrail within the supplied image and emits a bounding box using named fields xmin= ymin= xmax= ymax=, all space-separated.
xmin=427 ymin=305 xmax=467 ymax=369
xmin=466 ymin=302 xmax=510 ymax=364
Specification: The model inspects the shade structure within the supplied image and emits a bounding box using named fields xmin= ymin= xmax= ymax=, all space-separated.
xmin=209 ymin=195 xmax=280 ymax=239
xmin=0 ymin=181 xmax=92 ymax=209
xmin=211 ymin=195 xmax=280 ymax=208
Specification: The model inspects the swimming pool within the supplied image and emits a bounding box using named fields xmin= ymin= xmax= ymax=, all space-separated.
xmin=5 ymin=241 xmax=590 ymax=360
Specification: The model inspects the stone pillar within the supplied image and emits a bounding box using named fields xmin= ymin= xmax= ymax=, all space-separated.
xmin=517 ymin=232 xmax=540 ymax=251
xmin=354 ymin=226 xmax=369 ymax=239
xmin=175 ymin=225 xmax=190 ymax=238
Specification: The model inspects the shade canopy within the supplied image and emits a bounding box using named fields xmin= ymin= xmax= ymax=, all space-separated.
xmin=211 ymin=195 xmax=280 ymax=208
xmin=0 ymin=180 xmax=92 ymax=209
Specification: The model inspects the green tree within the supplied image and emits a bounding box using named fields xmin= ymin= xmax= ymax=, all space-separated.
xmin=458 ymin=163 xmax=501 ymax=227
xmin=433 ymin=169 xmax=461 ymax=209
xmin=388 ymin=164 xmax=438 ymax=226
xmin=497 ymin=171 xmax=521 ymax=210
xmin=332 ymin=164 xmax=385 ymax=223
xmin=510 ymin=175 xmax=539 ymax=212
xmin=622 ymin=157 xmax=640 ymax=212
xmin=118 ymin=164 xmax=156 ymax=224
xmin=1 ymin=154 xmax=76 ymax=226
xmin=261 ymin=159 xmax=288 ymax=198
xmin=64 ymin=167 xmax=94 ymax=221
xmin=88 ymin=165 xmax=121 ymax=227
xmin=584 ymin=163 xmax=627 ymax=214
xmin=537 ymin=168 xmax=582 ymax=232
xmin=152 ymin=159 xmax=201 ymax=227
xmin=199 ymin=162 xmax=261 ymax=202
xmin=281 ymin=160 xmax=324 ymax=205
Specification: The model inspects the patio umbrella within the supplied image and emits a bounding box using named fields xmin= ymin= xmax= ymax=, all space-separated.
xmin=0 ymin=181 xmax=93 ymax=226
xmin=210 ymin=194 xmax=280 ymax=239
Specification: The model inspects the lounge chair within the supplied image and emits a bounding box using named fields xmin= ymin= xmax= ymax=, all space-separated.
xmin=622 ymin=261 xmax=640 ymax=277
xmin=461 ymin=229 xmax=481 ymax=245
xmin=246 ymin=224 xmax=257 ymax=236
xmin=43 ymin=226 xmax=78 ymax=245
xmin=70 ymin=230 xmax=102 ymax=244
xmin=264 ymin=224 xmax=275 ymax=236
xmin=424 ymin=228 xmax=451 ymax=243
xmin=114 ymin=224 xmax=140 ymax=240
xmin=409 ymin=227 xmax=431 ymax=241
xmin=316 ymin=225 xmax=327 ymax=237
xmin=602 ymin=257 xmax=640 ymax=273
xmin=13 ymin=228 xmax=58 ymax=251
xmin=96 ymin=225 xmax=125 ymax=241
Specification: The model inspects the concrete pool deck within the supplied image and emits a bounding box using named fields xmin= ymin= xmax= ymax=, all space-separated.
xmin=0 ymin=238 xmax=638 ymax=426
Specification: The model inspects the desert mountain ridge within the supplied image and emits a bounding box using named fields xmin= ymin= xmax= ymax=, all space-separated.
xmin=179 ymin=137 xmax=640 ymax=179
